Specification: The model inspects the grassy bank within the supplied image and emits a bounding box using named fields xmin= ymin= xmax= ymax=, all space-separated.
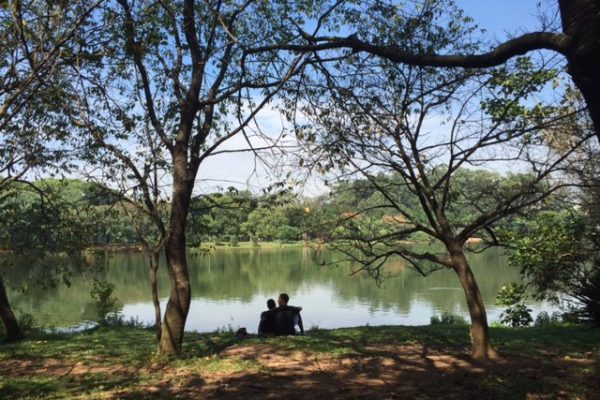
xmin=1 ymin=324 xmax=599 ymax=399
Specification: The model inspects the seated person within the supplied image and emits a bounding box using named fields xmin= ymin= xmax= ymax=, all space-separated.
xmin=274 ymin=293 xmax=304 ymax=336
xmin=257 ymin=298 xmax=277 ymax=337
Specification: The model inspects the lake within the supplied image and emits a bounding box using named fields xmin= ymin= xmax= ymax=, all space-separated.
xmin=3 ymin=246 xmax=556 ymax=332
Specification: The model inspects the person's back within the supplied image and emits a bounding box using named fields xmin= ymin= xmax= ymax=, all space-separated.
xmin=258 ymin=299 xmax=277 ymax=337
xmin=274 ymin=306 xmax=298 ymax=335
xmin=273 ymin=293 xmax=304 ymax=336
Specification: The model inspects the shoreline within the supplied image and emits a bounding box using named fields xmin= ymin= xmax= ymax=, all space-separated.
xmin=2 ymin=238 xmax=486 ymax=256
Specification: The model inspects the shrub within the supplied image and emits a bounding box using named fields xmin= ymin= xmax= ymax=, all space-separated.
xmin=571 ymin=261 xmax=600 ymax=326
xmin=430 ymin=312 xmax=468 ymax=325
xmin=104 ymin=315 xmax=147 ymax=329
xmin=17 ymin=312 xmax=36 ymax=332
xmin=534 ymin=311 xmax=563 ymax=326
xmin=90 ymin=279 xmax=120 ymax=326
xmin=496 ymin=283 xmax=533 ymax=327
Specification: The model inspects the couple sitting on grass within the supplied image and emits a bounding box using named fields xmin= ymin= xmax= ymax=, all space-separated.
xmin=258 ymin=293 xmax=304 ymax=337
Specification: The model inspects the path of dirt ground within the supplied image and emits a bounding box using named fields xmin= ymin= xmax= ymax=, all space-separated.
xmin=1 ymin=342 xmax=598 ymax=399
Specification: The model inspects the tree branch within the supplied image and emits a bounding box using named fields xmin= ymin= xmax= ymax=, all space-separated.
xmin=250 ymin=31 xmax=572 ymax=69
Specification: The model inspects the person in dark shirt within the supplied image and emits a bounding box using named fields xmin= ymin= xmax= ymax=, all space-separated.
xmin=274 ymin=293 xmax=304 ymax=336
xmin=257 ymin=298 xmax=277 ymax=337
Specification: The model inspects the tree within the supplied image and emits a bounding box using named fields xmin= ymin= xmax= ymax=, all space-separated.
xmin=242 ymin=207 xmax=285 ymax=242
xmin=501 ymin=106 xmax=600 ymax=324
xmin=115 ymin=188 xmax=168 ymax=350
xmin=0 ymin=269 xmax=21 ymax=341
xmin=0 ymin=0 xmax=103 ymax=341
xmin=188 ymin=190 xmax=257 ymax=244
xmin=291 ymin=13 xmax=592 ymax=359
xmin=80 ymin=119 xmax=170 ymax=349
xmin=264 ymin=0 xmax=600 ymax=141
xmin=70 ymin=0 xmax=325 ymax=354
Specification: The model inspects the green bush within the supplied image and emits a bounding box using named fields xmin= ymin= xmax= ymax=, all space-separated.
xmin=571 ymin=261 xmax=600 ymax=326
xmin=496 ymin=283 xmax=532 ymax=327
xmin=534 ymin=311 xmax=562 ymax=326
xmin=430 ymin=312 xmax=468 ymax=325
xmin=90 ymin=279 xmax=120 ymax=326
xmin=17 ymin=312 xmax=36 ymax=333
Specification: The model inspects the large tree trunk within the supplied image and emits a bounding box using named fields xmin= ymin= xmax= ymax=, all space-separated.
xmin=0 ymin=273 xmax=23 ymax=342
xmin=559 ymin=0 xmax=600 ymax=140
xmin=149 ymin=249 xmax=162 ymax=349
xmin=449 ymin=246 xmax=498 ymax=361
xmin=159 ymin=150 xmax=192 ymax=355
xmin=159 ymin=214 xmax=191 ymax=355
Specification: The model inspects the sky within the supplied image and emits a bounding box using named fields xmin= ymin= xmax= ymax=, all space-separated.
xmin=456 ymin=0 xmax=545 ymax=36
xmin=195 ymin=0 xmax=552 ymax=197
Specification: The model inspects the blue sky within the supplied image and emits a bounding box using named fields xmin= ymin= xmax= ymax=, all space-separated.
xmin=457 ymin=0 xmax=546 ymax=37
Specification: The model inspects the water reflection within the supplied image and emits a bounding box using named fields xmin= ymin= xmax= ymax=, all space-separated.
xmin=3 ymin=247 xmax=557 ymax=332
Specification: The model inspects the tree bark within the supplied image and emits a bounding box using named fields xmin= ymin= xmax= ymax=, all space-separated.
xmin=559 ymin=0 xmax=600 ymax=142
xmin=159 ymin=149 xmax=192 ymax=355
xmin=0 ymin=273 xmax=24 ymax=342
xmin=449 ymin=246 xmax=498 ymax=361
xmin=149 ymin=249 xmax=162 ymax=349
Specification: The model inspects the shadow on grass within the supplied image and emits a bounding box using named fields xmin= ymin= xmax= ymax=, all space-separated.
xmin=193 ymin=350 xmax=592 ymax=400
xmin=0 ymin=325 xmax=598 ymax=399
xmin=196 ymin=325 xmax=599 ymax=400
xmin=115 ymin=376 xmax=208 ymax=400
xmin=0 ymin=370 xmax=143 ymax=399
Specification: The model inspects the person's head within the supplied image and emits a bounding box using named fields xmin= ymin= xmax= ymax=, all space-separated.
xmin=266 ymin=298 xmax=276 ymax=310
xmin=278 ymin=293 xmax=289 ymax=306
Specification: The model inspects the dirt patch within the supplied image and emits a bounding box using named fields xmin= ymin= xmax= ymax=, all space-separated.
xmin=171 ymin=343 xmax=599 ymax=399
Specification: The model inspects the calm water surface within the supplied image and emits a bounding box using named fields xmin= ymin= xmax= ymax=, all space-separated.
xmin=4 ymin=247 xmax=556 ymax=332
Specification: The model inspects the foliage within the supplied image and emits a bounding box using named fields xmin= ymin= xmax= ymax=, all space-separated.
xmin=2 ymin=174 xmax=573 ymax=254
xmin=0 ymin=1 xmax=102 ymax=185
xmin=496 ymin=283 xmax=533 ymax=327
xmin=430 ymin=312 xmax=468 ymax=326
xmin=502 ymin=210 xmax=590 ymax=302
xmin=570 ymin=261 xmax=600 ymax=326
xmin=16 ymin=312 xmax=36 ymax=333
xmin=534 ymin=311 xmax=563 ymax=327
xmin=0 ymin=181 xmax=102 ymax=289
xmin=481 ymin=57 xmax=558 ymax=126
xmin=90 ymin=279 xmax=121 ymax=326
xmin=188 ymin=191 xmax=256 ymax=245
xmin=503 ymin=207 xmax=600 ymax=325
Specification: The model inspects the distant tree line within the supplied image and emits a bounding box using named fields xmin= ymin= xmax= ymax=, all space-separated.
xmin=0 ymin=169 xmax=581 ymax=250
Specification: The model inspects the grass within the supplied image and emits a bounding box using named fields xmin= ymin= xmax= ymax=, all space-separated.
xmin=241 ymin=324 xmax=600 ymax=357
xmin=1 ymin=324 xmax=599 ymax=399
